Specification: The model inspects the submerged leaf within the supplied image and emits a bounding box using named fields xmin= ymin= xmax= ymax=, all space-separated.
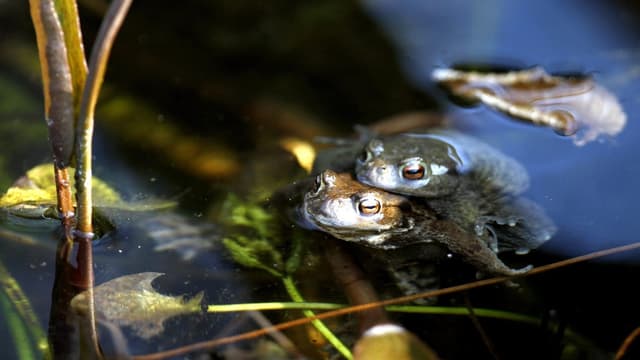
xmin=141 ymin=213 xmax=219 ymax=261
xmin=433 ymin=67 xmax=626 ymax=145
xmin=71 ymin=272 xmax=203 ymax=339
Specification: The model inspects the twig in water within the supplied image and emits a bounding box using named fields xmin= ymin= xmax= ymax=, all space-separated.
xmin=133 ymin=242 xmax=640 ymax=360
xmin=615 ymin=326 xmax=640 ymax=360
xmin=464 ymin=293 xmax=499 ymax=360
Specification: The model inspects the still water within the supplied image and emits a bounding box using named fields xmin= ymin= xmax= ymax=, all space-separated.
xmin=365 ymin=0 xmax=640 ymax=260
xmin=1 ymin=1 xmax=639 ymax=359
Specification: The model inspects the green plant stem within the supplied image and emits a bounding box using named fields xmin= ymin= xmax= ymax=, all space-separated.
xmin=134 ymin=242 xmax=640 ymax=360
xmin=208 ymin=301 xmax=343 ymax=313
xmin=75 ymin=0 xmax=132 ymax=233
xmin=206 ymin=301 xmax=595 ymax=349
xmin=72 ymin=1 xmax=132 ymax=358
xmin=204 ymin=302 xmax=540 ymax=325
xmin=1 ymin=290 xmax=36 ymax=360
xmin=0 ymin=262 xmax=50 ymax=358
xmin=282 ymin=276 xmax=353 ymax=360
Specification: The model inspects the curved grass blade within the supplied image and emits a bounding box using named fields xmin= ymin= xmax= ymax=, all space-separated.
xmin=282 ymin=276 xmax=353 ymax=359
xmin=75 ymin=0 xmax=132 ymax=233
xmin=0 ymin=262 xmax=50 ymax=358
xmin=1 ymin=290 xmax=36 ymax=360
xmin=53 ymin=0 xmax=88 ymax=113
xmin=28 ymin=0 xmax=75 ymax=168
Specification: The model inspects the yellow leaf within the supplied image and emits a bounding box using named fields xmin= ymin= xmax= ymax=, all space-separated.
xmin=0 ymin=163 xmax=176 ymax=216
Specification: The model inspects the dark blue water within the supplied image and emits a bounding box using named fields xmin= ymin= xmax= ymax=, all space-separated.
xmin=365 ymin=0 xmax=640 ymax=261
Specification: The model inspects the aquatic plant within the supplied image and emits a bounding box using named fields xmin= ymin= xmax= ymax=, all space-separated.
xmin=0 ymin=2 xmax=636 ymax=359
xmin=27 ymin=0 xmax=132 ymax=357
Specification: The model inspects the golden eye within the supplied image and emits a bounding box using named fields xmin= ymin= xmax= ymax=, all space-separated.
xmin=401 ymin=162 xmax=425 ymax=180
xmin=358 ymin=198 xmax=381 ymax=216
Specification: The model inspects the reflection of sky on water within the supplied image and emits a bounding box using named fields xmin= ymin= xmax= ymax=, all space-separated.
xmin=364 ymin=0 xmax=640 ymax=260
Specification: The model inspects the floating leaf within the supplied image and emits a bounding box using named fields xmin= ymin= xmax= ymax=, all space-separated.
xmin=71 ymin=272 xmax=203 ymax=339
xmin=0 ymin=163 xmax=176 ymax=218
xmin=0 ymin=189 xmax=54 ymax=212
xmin=433 ymin=67 xmax=627 ymax=145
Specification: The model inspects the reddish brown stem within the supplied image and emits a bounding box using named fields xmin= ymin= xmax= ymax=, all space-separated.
xmin=464 ymin=294 xmax=499 ymax=360
xmin=132 ymin=241 xmax=640 ymax=360
xmin=615 ymin=326 xmax=640 ymax=360
xmin=323 ymin=239 xmax=388 ymax=333
xmin=54 ymin=166 xmax=75 ymax=243
xmin=71 ymin=237 xmax=94 ymax=290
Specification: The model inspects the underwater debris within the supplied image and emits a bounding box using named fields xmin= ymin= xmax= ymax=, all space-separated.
xmin=433 ymin=66 xmax=626 ymax=145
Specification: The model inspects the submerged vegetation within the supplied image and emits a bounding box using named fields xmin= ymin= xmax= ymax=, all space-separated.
xmin=0 ymin=1 xmax=639 ymax=359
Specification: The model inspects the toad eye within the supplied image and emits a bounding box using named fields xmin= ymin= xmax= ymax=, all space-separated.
xmin=358 ymin=149 xmax=371 ymax=164
xmin=312 ymin=175 xmax=323 ymax=194
xmin=358 ymin=197 xmax=381 ymax=216
xmin=401 ymin=161 xmax=426 ymax=180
